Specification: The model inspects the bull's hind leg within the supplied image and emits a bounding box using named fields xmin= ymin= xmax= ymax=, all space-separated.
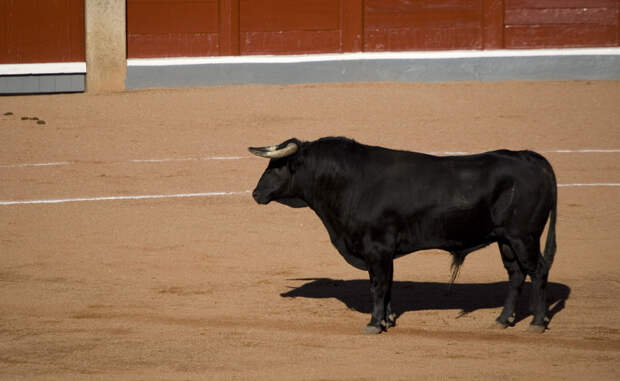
xmin=494 ymin=243 xmax=525 ymax=328
xmin=507 ymin=236 xmax=549 ymax=332
xmin=528 ymin=255 xmax=550 ymax=332
xmin=364 ymin=258 xmax=394 ymax=334
xmin=385 ymin=261 xmax=396 ymax=329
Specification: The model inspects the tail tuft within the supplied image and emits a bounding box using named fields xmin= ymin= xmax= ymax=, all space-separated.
xmin=449 ymin=251 xmax=467 ymax=289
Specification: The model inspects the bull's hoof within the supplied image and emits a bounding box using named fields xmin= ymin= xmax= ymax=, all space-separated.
xmin=385 ymin=314 xmax=397 ymax=329
xmin=363 ymin=325 xmax=383 ymax=335
xmin=493 ymin=313 xmax=515 ymax=329
xmin=527 ymin=324 xmax=546 ymax=334
xmin=490 ymin=320 xmax=509 ymax=330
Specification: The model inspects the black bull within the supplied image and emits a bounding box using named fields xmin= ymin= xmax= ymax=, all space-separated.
xmin=249 ymin=137 xmax=557 ymax=334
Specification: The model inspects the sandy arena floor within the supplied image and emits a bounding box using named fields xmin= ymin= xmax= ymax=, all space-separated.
xmin=1 ymin=81 xmax=619 ymax=379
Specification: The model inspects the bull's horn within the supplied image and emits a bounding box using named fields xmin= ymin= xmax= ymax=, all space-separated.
xmin=248 ymin=142 xmax=298 ymax=159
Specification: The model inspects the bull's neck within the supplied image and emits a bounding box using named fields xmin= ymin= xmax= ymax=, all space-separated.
xmin=305 ymin=158 xmax=355 ymax=225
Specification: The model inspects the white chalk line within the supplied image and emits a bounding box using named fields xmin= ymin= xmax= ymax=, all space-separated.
xmin=129 ymin=155 xmax=250 ymax=163
xmin=429 ymin=149 xmax=620 ymax=155
xmin=126 ymin=48 xmax=620 ymax=67
xmin=2 ymin=149 xmax=620 ymax=169
xmin=558 ymin=183 xmax=620 ymax=187
xmin=545 ymin=149 xmax=620 ymax=153
xmin=0 ymin=161 xmax=71 ymax=168
xmin=0 ymin=156 xmax=251 ymax=168
xmin=0 ymin=191 xmax=251 ymax=206
xmin=2 ymin=184 xmax=620 ymax=206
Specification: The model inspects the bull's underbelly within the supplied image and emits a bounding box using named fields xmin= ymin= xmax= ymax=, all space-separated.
xmin=329 ymin=222 xmax=497 ymax=272
xmin=334 ymin=236 xmax=495 ymax=272
xmin=318 ymin=204 xmax=497 ymax=272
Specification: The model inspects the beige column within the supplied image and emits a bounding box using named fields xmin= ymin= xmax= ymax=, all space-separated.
xmin=85 ymin=0 xmax=126 ymax=92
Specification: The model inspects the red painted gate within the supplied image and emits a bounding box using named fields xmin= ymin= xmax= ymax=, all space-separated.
xmin=127 ymin=0 xmax=619 ymax=58
xmin=1 ymin=1 xmax=618 ymax=62
xmin=0 ymin=0 xmax=85 ymax=64
xmin=127 ymin=0 xmax=365 ymax=58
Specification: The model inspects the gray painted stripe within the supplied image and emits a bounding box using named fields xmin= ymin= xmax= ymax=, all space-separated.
xmin=126 ymin=53 xmax=620 ymax=89
xmin=0 ymin=74 xmax=85 ymax=94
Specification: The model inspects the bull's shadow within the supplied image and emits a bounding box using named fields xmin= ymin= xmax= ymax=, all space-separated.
xmin=281 ymin=278 xmax=570 ymax=325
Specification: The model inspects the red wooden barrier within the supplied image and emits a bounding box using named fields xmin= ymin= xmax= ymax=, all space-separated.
xmin=504 ymin=0 xmax=619 ymax=48
xmin=219 ymin=0 xmax=240 ymax=56
xmin=127 ymin=0 xmax=220 ymax=58
xmin=0 ymin=0 xmax=84 ymax=64
xmin=240 ymin=0 xmax=341 ymax=54
xmin=364 ymin=0 xmax=485 ymax=51
xmin=125 ymin=0 xmax=619 ymax=58
xmin=342 ymin=0 xmax=364 ymax=52
xmin=1 ymin=1 xmax=618 ymax=63
xmin=483 ymin=0 xmax=505 ymax=49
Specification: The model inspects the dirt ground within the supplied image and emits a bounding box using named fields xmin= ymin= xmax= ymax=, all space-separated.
xmin=1 ymin=81 xmax=619 ymax=380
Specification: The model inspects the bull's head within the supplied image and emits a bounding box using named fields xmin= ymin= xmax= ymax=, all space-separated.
xmin=249 ymin=138 xmax=308 ymax=207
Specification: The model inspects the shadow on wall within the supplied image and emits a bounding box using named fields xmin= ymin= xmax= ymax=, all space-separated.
xmin=281 ymin=278 xmax=570 ymax=325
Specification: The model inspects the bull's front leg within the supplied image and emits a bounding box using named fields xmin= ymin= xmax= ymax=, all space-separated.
xmin=364 ymin=257 xmax=394 ymax=334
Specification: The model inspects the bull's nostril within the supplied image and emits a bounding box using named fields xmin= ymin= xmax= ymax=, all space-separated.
xmin=252 ymin=190 xmax=259 ymax=199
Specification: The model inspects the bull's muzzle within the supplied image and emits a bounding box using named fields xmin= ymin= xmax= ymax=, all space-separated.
xmin=251 ymin=188 xmax=269 ymax=204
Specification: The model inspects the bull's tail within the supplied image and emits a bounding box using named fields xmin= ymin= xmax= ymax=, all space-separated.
xmin=522 ymin=150 xmax=558 ymax=270
xmin=543 ymin=166 xmax=558 ymax=270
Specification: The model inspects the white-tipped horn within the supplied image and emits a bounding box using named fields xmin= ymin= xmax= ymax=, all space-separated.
xmin=248 ymin=142 xmax=298 ymax=159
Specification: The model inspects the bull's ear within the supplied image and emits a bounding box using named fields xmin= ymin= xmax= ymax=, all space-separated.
xmin=248 ymin=141 xmax=298 ymax=159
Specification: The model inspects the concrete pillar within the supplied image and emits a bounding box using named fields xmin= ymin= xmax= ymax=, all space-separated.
xmin=85 ymin=0 xmax=126 ymax=92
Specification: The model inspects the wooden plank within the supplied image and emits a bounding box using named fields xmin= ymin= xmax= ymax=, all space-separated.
xmin=219 ymin=0 xmax=240 ymax=56
xmin=504 ymin=0 xmax=619 ymax=48
xmin=68 ymin=0 xmax=86 ymax=63
xmin=483 ymin=0 xmax=504 ymax=49
xmin=240 ymin=0 xmax=340 ymax=32
xmin=364 ymin=0 xmax=486 ymax=51
xmin=0 ymin=1 xmax=7 ymax=63
xmin=127 ymin=33 xmax=220 ymax=58
xmin=506 ymin=0 xmax=617 ymax=9
xmin=365 ymin=27 xmax=482 ymax=51
xmin=130 ymin=0 xmax=202 ymax=2
xmin=127 ymin=1 xmax=218 ymax=34
xmin=127 ymin=0 xmax=220 ymax=58
xmin=505 ymin=8 xmax=618 ymax=25
xmin=365 ymin=9 xmax=482 ymax=29
xmin=341 ymin=0 xmax=364 ymax=52
xmin=2 ymin=0 xmax=85 ymax=64
xmin=505 ymin=24 xmax=618 ymax=48
xmin=366 ymin=0 xmax=481 ymax=12
xmin=241 ymin=30 xmax=341 ymax=55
